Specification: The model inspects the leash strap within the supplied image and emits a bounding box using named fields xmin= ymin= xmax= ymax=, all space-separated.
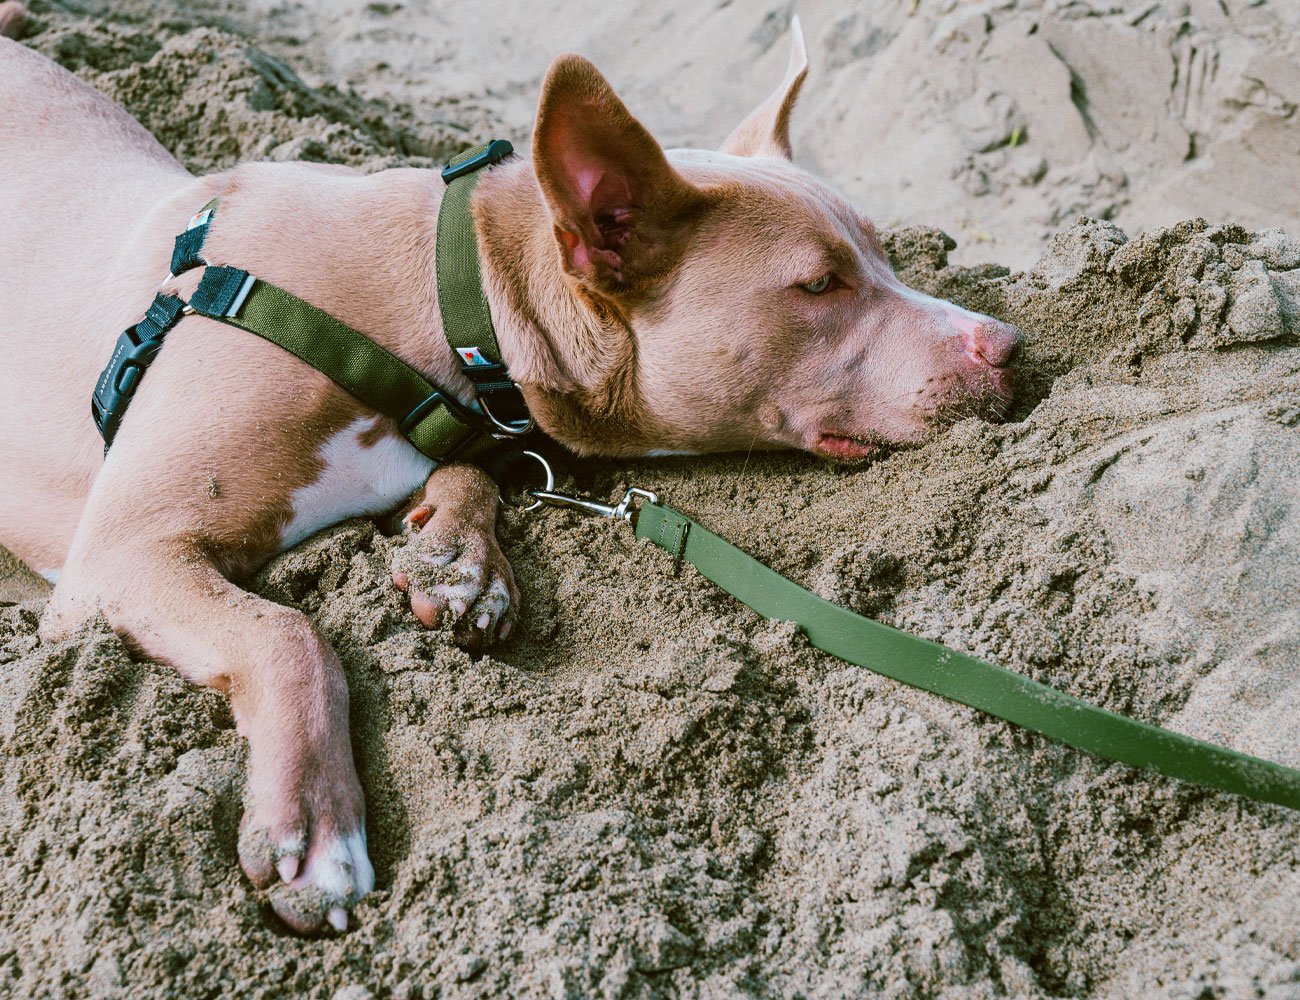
xmin=634 ymin=500 xmax=1300 ymax=811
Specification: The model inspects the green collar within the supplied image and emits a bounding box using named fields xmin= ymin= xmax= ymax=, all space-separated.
xmin=434 ymin=139 xmax=533 ymax=437
xmin=93 ymin=140 xmax=532 ymax=466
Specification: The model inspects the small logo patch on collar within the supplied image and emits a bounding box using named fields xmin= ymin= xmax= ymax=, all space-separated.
xmin=458 ymin=347 xmax=493 ymax=367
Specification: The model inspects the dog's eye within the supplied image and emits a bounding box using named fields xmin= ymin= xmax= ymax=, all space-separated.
xmin=801 ymin=274 xmax=837 ymax=294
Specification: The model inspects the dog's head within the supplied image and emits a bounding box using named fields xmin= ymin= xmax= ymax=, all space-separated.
xmin=520 ymin=18 xmax=1022 ymax=461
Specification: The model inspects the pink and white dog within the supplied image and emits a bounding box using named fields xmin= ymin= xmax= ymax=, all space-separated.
xmin=0 ymin=11 xmax=1021 ymax=933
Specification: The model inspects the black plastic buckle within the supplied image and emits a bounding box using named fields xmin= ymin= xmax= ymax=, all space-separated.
xmin=441 ymin=139 xmax=515 ymax=185
xmin=91 ymin=329 xmax=165 ymax=446
xmin=91 ymin=292 xmax=189 ymax=446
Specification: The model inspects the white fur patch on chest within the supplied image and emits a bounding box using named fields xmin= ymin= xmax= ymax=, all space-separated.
xmin=281 ymin=417 xmax=433 ymax=551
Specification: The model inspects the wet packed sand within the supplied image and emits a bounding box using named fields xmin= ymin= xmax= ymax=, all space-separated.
xmin=2 ymin=1 xmax=1299 ymax=997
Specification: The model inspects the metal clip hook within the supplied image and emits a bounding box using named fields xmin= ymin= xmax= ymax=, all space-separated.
xmin=503 ymin=450 xmax=555 ymax=513
xmin=528 ymin=486 xmax=659 ymax=522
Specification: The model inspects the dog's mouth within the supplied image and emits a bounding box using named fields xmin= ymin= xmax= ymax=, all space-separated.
xmin=813 ymin=432 xmax=886 ymax=462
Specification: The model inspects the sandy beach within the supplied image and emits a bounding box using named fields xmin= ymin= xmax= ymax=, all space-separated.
xmin=2 ymin=0 xmax=1299 ymax=996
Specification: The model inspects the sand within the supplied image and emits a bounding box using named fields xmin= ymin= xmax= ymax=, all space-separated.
xmin=183 ymin=0 xmax=1300 ymax=271
xmin=2 ymin=1 xmax=1300 ymax=997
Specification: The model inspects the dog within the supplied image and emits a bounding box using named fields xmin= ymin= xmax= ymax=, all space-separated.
xmin=0 ymin=12 xmax=1022 ymax=933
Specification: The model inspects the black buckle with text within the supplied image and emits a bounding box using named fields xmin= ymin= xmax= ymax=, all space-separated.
xmin=91 ymin=293 xmax=188 ymax=448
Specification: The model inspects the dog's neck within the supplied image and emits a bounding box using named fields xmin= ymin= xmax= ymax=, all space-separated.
xmin=466 ymin=159 xmax=659 ymax=458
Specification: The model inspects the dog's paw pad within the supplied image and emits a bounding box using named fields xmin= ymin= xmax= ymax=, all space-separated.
xmin=390 ymin=516 xmax=518 ymax=646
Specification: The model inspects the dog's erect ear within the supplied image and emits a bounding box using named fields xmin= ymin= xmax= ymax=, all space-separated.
xmin=721 ymin=16 xmax=809 ymax=160
xmin=533 ymin=54 xmax=706 ymax=296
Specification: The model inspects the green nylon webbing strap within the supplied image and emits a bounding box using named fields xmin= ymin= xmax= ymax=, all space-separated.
xmin=634 ymin=501 xmax=1300 ymax=811
xmin=436 ymin=144 xmax=503 ymax=370
xmin=188 ymin=266 xmax=482 ymax=463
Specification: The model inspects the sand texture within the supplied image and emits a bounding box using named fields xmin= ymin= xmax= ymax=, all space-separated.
xmin=3 ymin=1 xmax=1300 ymax=997
xmin=160 ymin=0 xmax=1300 ymax=270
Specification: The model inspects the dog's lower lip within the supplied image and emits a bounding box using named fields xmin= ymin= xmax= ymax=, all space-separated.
xmin=815 ymin=432 xmax=881 ymax=460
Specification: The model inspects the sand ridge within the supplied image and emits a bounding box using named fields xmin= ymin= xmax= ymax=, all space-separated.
xmin=2 ymin=1 xmax=1300 ymax=997
xmin=215 ymin=0 xmax=1300 ymax=271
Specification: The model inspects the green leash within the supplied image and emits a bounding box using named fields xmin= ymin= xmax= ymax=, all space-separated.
xmin=531 ymin=486 xmax=1300 ymax=812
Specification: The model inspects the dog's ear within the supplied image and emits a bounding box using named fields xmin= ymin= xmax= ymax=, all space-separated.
xmin=533 ymin=54 xmax=706 ymax=297
xmin=720 ymin=16 xmax=808 ymax=160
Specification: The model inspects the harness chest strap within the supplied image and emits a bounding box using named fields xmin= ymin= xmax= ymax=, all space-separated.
xmin=184 ymin=264 xmax=490 ymax=462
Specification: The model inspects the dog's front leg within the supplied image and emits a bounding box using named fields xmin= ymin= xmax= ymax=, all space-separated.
xmin=391 ymin=463 xmax=519 ymax=647
xmin=44 ymin=544 xmax=373 ymax=935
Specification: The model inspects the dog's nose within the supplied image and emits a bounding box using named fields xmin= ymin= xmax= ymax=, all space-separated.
xmin=964 ymin=320 xmax=1023 ymax=368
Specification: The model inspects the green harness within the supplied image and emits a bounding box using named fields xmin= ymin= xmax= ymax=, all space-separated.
xmin=89 ymin=142 xmax=1300 ymax=814
xmin=92 ymin=139 xmax=524 ymax=461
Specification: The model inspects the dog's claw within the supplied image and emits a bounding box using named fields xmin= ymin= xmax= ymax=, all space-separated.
xmin=402 ymin=504 xmax=433 ymax=532
xmin=264 ymin=826 xmax=374 ymax=935
xmin=277 ymin=855 xmax=299 ymax=883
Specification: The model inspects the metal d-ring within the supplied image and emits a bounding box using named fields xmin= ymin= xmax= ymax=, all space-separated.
xmin=481 ymin=393 xmax=536 ymax=437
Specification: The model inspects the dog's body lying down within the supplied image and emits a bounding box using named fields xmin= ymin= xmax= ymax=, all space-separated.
xmin=0 ymin=15 xmax=1021 ymax=933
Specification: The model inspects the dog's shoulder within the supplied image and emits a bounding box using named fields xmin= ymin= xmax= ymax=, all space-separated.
xmin=193 ymin=162 xmax=441 ymax=352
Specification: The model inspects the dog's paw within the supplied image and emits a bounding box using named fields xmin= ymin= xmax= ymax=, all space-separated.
xmin=390 ymin=504 xmax=518 ymax=647
xmin=238 ymin=757 xmax=374 ymax=935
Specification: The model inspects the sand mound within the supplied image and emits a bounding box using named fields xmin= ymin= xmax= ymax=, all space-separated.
xmin=20 ymin=4 xmax=480 ymax=172
xmin=3 ymin=2 xmax=1300 ymax=997
xmin=209 ymin=0 xmax=1300 ymax=271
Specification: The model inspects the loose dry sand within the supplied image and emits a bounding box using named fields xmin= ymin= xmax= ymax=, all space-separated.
xmin=178 ymin=0 xmax=1300 ymax=270
xmin=3 ymin=1 xmax=1300 ymax=997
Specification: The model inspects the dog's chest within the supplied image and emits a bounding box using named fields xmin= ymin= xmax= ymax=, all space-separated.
xmin=281 ymin=417 xmax=433 ymax=550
